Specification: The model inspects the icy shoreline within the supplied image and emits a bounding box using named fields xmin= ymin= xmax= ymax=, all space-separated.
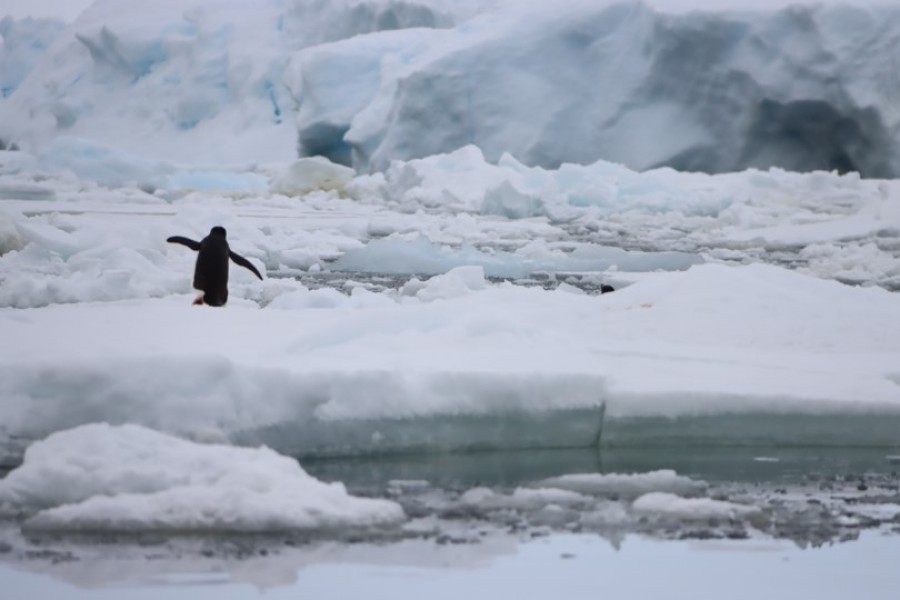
xmin=2 ymin=427 xmax=900 ymax=579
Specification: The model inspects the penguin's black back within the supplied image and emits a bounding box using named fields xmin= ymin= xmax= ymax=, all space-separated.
xmin=195 ymin=227 xmax=230 ymax=306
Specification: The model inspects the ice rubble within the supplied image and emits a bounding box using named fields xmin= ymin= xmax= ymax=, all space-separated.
xmin=3 ymin=1 xmax=900 ymax=176
xmin=0 ymin=423 xmax=405 ymax=532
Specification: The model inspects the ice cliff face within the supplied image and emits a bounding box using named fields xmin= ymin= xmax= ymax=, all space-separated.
xmin=0 ymin=16 xmax=65 ymax=106
xmin=324 ymin=2 xmax=900 ymax=177
xmin=0 ymin=0 xmax=478 ymax=164
xmin=2 ymin=1 xmax=899 ymax=176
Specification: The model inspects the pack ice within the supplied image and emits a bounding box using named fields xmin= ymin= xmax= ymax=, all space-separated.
xmin=1 ymin=0 xmax=900 ymax=533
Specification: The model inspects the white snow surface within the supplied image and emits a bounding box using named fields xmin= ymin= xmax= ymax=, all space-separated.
xmin=2 ymin=0 xmax=900 ymax=543
xmin=1 ymin=1 xmax=900 ymax=459
xmin=1 ymin=142 xmax=900 ymax=457
xmin=3 ymin=1 xmax=900 ymax=176
xmin=0 ymin=423 xmax=405 ymax=532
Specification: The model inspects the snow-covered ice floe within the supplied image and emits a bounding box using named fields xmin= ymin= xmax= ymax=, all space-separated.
xmin=0 ymin=150 xmax=899 ymax=459
xmin=630 ymin=492 xmax=761 ymax=521
xmin=0 ymin=423 xmax=404 ymax=533
xmin=0 ymin=256 xmax=898 ymax=461
xmin=531 ymin=471 xmax=707 ymax=499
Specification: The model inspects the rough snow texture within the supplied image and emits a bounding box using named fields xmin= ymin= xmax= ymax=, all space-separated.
xmin=3 ymin=1 xmax=900 ymax=175
xmin=0 ymin=423 xmax=405 ymax=532
xmin=2 ymin=260 xmax=899 ymax=456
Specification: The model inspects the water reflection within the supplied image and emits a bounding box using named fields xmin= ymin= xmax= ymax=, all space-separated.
xmin=303 ymin=445 xmax=900 ymax=493
xmin=3 ymin=531 xmax=900 ymax=599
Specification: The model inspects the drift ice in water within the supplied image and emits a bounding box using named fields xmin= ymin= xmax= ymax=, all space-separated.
xmin=0 ymin=424 xmax=406 ymax=533
xmin=167 ymin=226 xmax=263 ymax=306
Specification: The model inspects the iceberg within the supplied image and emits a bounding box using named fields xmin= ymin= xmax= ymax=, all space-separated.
xmin=0 ymin=423 xmax=405 ymax=532
xmin=3 ymin=1 xmax=900 ymax=176
xmin=0 ymin=16 xmax=65 ymax=102
xmin=342 ymin=1 xmax=900 ymax=176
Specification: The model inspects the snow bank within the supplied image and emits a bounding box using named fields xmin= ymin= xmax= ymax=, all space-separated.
xmin=0 ymin=423 xmax=405 ymax=532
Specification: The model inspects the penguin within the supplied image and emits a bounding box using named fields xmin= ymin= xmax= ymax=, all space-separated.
xmin=167 ymin=226 xmax=263 ymax=306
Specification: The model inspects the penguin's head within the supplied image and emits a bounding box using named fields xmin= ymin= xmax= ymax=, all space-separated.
xmin=210 ymin=226 xmax=227 ymax=237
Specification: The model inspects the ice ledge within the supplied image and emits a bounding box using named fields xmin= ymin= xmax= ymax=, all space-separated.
xmin=602 ymin=412 xmax=900 ymax=448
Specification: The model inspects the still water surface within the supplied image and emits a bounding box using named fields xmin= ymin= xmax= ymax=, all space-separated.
xmin=2 ymin=445 xmax=899 ymax=599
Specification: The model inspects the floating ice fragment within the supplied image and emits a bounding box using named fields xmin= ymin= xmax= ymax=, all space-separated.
xmin=415 ymin=265 xmax=487 ymax=302
xmin=533 ymin=470 xmax=707 ymax=499
xmin=271 ymin=157 xmax=356 ymax=196
xmin=631 ymin=492 xmax=761 ymax=520
xmin=460 ymin=487 xmax=591 ymax=511
xmin=0 ymin=424 xmax=405 ymax=533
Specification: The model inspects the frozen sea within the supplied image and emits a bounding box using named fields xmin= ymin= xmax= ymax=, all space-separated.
xmin=1 ymin=159 xmax=899 ymax=596
xmin=2 ymin=132 xmax=900 ymax=600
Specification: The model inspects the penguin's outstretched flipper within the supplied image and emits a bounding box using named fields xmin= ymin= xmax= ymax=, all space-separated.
xmin=167 ymin=236 xmax=202 ymax=251
xmin=229 ymin=251 xmax=264 ymax=280
xmin=168 ymin=227 xmax=260 ymax=306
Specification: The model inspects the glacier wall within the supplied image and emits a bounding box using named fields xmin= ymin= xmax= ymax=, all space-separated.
xmin=0 ymin=0 xmax=477 ymax=164
xmin=328 ymin=1 xmax=900 ymax=176
xmin=2 ymin=1 xmax=900 ymax=176
xmin=0 ymin=16 xmax=65 ymax=107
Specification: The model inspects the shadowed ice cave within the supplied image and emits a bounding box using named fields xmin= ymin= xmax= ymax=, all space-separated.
xmin=738 ymin=99 xmax=894 ymax=178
